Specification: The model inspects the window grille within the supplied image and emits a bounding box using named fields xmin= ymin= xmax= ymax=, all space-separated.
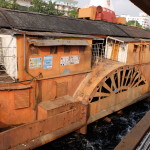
xmin=0 ymin=37 xmax=17 ymax=82
xmin=92 ymin=42 xmax=105 ymax=66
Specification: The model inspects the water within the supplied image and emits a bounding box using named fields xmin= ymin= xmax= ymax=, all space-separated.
xmin=36 ymin=99 xmax=150 ymax=150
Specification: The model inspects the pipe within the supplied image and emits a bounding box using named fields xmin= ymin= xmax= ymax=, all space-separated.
xmin=23 ymin=34 xmax=38 ymax=79
xmin=23 ymin=34 xmax=38 ymax=121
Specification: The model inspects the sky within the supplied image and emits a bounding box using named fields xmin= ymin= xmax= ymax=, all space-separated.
xmin=77 ymin=0 xmax=148 ymax=17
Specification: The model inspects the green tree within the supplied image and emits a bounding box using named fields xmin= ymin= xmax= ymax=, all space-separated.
xmin=8 ymin=0 xmax=19 ymax=10
xmin=0 ymin=0 xmax=9 ymax=8
xmin=0 ymin=0 xmax=64 ymax=16
xmin=29 ymin=0 xmax=46 ymax=13
xmin=29 ymin=0 xmax=64 ymax=15
xmin=145 ymin=28 xmax=150 ymax=31
xmin=0 ymin=0 xmax=20 ymax=10
xmin=68 ymin=9 xmax=78 ymax=18
xmin=126 ymin=20 xmax=142 ymax=28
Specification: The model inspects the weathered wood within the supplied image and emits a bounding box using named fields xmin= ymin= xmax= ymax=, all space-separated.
xmin=29 ymin=39 xmax=89 ymax=46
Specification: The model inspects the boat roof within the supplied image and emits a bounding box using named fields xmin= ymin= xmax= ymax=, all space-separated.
xmin=0 ymin=8 xmax=150 ymax=39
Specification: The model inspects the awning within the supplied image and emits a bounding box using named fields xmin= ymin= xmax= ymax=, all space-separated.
xmin=28 ymin=39 xmax=89 ymax=46
xmin=107 ymin=36 xmax=141 ymax=43
xmin=140 ymin=39 xmax=150 ymax=42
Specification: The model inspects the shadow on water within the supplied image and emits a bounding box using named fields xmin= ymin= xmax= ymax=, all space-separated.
xmin=36 ymin=99 xmax=150 ymax=150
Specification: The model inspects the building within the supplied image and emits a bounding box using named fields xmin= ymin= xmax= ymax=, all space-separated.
xmin=121 ymin=13 xmax=149 ymax=29
xmin=17 ymin=0 xmax=78 ymax=16
xmin=16 ymin=0 xmax=32 ymax=7
xmin=51 ymin=0 xmax=78 ymax=16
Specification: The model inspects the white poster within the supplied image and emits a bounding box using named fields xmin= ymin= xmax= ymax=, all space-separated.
xmin=29 ymin=57 xmax=42 ymax=69
xmin=60 ymin=56 xmax=80 ymax=66
xmin=70 ymin=56 xmax=80 ymax=64
xmin=60 ymin=56 xmax=71 ymax=66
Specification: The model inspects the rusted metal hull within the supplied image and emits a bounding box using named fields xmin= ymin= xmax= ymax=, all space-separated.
xmin=0 ymin=101 xmax=88 ymax=150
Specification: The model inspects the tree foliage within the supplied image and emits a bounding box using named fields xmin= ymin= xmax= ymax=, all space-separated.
xmin=145 ymin=28 xmax=150 ymax=31
xmin=0 ymin=0 xmax=8 ymax=8
xmin=0 ymin=0 xmax=64 ymax=16
xmin=126 ymin=20 xmax=142 ymax=28
xmin=0 ymin=0 xmax=19 ymax=9
xmin=68 ymin=10 xmax=78 ymax=18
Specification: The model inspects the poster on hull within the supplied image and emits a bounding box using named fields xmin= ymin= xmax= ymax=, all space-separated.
xmin=60 ymin=56 xmax=80 ymax=66
xmin=29 ymin=57 xmax=42 ymax=69
xmin=60 ymin=56 xmax=70 ymax=66
xmin=44 ymin=56 xmax=53 ymax=69
xmin=70 ymin=56 xmax=80 ymax=64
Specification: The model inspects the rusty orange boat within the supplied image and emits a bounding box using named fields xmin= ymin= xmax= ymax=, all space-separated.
xmin=0 ymin=8 xmax=150 ymax=150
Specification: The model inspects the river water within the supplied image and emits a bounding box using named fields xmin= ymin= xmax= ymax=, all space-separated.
xmin=36 ymin=99 xmax=150 ymax=150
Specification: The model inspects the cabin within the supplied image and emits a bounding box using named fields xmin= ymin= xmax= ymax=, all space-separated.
xmin=105 ymin=37 xmax=150 ymax=64
xmin=0 ymin=29 xmax=94 ymax=125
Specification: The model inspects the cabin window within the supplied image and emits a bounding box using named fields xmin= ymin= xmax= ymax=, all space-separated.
xmin=142 ymin=45 xmax=146 ymax=51
xmin=121 ymin=44 xmax=125 ymax=51
xmin=50 ymin=46 xmax=57 ymax=54
xmin=79 ymin=46 xmax=85 ymax=53
xmin=64 ymin=46 xmax=71 ymax=53
xmin=108 ymin=40 xmax=113 ymax=47
xmin=29 ymin=44 xmax=39 ymax=55
xmin=133 ymin=45 xmax=138 ymax=53
xmin=122 ymin=47 xmax=125 ymax=51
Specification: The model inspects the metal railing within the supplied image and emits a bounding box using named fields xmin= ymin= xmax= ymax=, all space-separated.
xmin=92 ymin=42 xmax=105 ymax=66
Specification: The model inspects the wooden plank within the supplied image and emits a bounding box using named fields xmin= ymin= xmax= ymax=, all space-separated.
xmin=103 ymin=82 xmax=113 ymax=93
xmin=94 ymin=92 xmax=110 ymax=97
xmin=117 ymin=71 xmax=121 ymax=88
xmin=124 ymin=70 xmax=132 ymax=86
xmin=130 ymin=73 xmax=141 ymax=87
xmin=110 ymin=75 xmax=117 ymax=90
xmin=121 ymin=70 xmax=126 ymax=86
xmin=29 ymin=39 xmax=89 ymax=46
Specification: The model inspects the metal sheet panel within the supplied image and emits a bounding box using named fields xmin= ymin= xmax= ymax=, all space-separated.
xmin=14 ymin=89 xmax=30 ymax=109
xmin=56 ymin=82 xmax=68 ymax=97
